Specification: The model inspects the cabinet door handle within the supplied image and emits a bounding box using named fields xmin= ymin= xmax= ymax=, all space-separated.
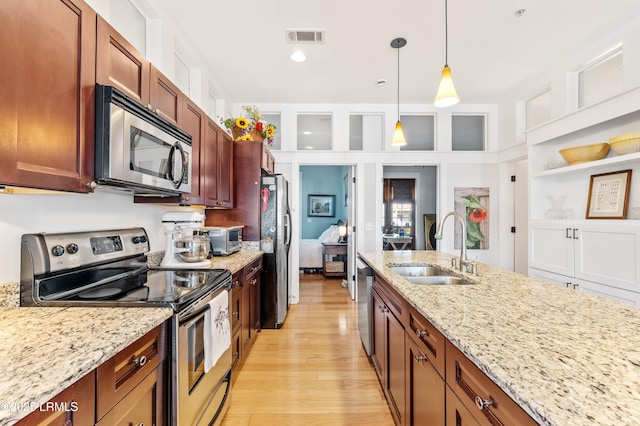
xmin=232 ymin=311 xmax=239 ymax=317
xmin=573 ymin=228 xmax=579 ymax=239
xmin=475 ymin=396 xmax=495 ymax=410
xmin=414 ymin=354 xmax=428 ymax=362
xmin=566 ymin=228 xmax=572 ymax=239
xmin=251 ymin=279 xmax=257 ymax=286
xmin=573 ymin=283 xmax=579 ymax=289
xmin=133 ymin=355 xmax=147 ymax=367
xmin=566 ymin=282 xmax=571 ymax=288
xmin=416 ymin=329 xmax=429 ymax=337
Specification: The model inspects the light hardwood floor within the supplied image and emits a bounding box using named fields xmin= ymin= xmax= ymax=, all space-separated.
xmin=220 ymin=274 xmax=395 ymax=425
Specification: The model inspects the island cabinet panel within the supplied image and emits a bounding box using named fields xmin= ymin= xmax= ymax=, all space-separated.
xmin=96 ymin=323 xmax=167 ymax=421
xmin=445 ymin=386 xmax=481 ymax=426
xmin=371 ymin=275 xmax=406 ymax=425
xmin=445 ymin=341 xmax=538 ymax=426
xmin=405 ymin=335 xmax=445 ymax=426
xmin=14 ymin=372 xmax=95 ymax=426
xmin=405 ymin=304 xmax=445 ymax=377
xmin=0 ymin=0 xmax=96 ymax=193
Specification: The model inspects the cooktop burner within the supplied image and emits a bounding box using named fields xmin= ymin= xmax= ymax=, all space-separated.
xmin=38 ymin=268 xmax=229 ymax=310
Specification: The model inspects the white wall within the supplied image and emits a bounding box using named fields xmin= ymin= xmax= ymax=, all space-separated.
xmin=0 ymin=190 xmax=200 ymax=284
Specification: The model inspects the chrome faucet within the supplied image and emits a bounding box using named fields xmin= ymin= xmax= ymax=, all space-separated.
xmin=435 ymin=211 xmax=477 ymax=273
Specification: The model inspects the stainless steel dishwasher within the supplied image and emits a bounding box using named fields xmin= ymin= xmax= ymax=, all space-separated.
xmin=356 ymin=257 xmax=373 ymax=356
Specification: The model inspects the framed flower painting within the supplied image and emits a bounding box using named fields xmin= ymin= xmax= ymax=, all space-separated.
xmin=454 ymin=187 xmax=489 ymax=250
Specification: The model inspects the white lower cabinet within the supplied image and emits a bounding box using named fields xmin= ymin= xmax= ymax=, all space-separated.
xmin=530 ymin=265 xmax=640 ymax=307
xmin=530 ymin=220 xmax=640 ymax=306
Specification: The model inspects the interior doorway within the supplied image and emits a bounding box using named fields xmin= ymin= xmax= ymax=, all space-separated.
xmin=382 ymin=166 xmax=437 ymax=251
xmin=299 ymin=165 xmax=357 ymax=299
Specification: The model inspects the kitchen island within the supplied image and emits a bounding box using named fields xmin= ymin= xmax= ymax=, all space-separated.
xmin=359 ymin=250 xmax=640 ymax=426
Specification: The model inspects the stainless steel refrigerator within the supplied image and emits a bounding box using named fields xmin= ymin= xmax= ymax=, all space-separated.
xmin=260 ymin=174 xmax=291 ymax=329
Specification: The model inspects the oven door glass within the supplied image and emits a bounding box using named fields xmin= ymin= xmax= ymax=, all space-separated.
xmin=185 ymin=314 xmax=206 ymax=392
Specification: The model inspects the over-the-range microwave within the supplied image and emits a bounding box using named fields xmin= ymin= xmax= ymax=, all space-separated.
xmin=94 ymin=84 xmax=192 ymax=196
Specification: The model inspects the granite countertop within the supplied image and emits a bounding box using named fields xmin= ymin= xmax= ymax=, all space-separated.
xmin=0 ymin=306 xmax=173 ymax=426
xmin=208 ymin=249 xmax=263 ymax=275
xmin=358 ymin=250 xmax=640 ymax=426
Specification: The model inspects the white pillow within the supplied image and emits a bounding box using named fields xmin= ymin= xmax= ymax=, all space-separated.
xmin=318 ymin=225 xmax=340 ymax=242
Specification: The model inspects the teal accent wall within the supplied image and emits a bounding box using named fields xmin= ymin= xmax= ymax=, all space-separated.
xmin=300 ymin=165 xmax=348 ymax=238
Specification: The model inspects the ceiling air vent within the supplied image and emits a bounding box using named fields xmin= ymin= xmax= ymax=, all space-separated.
xmin=286 ymin=29 xmax=324 ymax=44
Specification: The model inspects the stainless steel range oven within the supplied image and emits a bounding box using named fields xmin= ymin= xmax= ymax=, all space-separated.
xmin=20 ymin=228 xmax=232 ymax=426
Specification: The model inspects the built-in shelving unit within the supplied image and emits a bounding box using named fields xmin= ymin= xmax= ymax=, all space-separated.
xmin=527 ymin=86 xmax=640 ymax=306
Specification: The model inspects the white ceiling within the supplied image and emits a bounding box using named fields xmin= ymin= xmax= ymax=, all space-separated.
xmin=152 ymin=0 xmax=640 ymax=105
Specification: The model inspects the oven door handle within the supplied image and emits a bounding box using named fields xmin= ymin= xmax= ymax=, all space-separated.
xmin=179 ymin=303 xmax=210 ymax=326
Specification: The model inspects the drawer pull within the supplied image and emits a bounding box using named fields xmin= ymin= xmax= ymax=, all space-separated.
xmin=416 ymin=329 xmax=429 ymax=337
xmin=133 ymin=355 xmax=147 ymax=367
xmin=475 ymin=395 xmax=495 ymax=410
xmin=135 ymin=423 xmax=145 ymax=426
xmin=414 ymin=354 xmax=428 ymax=362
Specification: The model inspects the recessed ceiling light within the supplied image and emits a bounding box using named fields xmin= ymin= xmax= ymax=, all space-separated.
xmin=290 ymin=51 xmax=307 ymax=63
xmin=304 ymin=146 xmax=314 ymax=150
xmin=376 ymin=79 xmax=387 ymax=86
xmin=514 ymin=8 xmax=526 ymax=17
xmin=303 ymin=131 xmax=312 ymax=135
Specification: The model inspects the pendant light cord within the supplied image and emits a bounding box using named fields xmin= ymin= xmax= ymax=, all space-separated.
xmin=397 ymin=44 xmax=400 ymax=120
xmin=444 ymin=0 xmax=449 ymax=66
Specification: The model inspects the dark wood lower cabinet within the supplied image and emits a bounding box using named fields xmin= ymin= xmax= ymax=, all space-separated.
xmin=15 ymin=322 xmax=167 ymax=426
xmin=14 ymin=372 xmax=95 ymax=426
xmin=445 ymin=386 xmax=481 ymax=426
xmin=405 ymin=335 xmax=445 ymax=426
xmin=96 ymin=363 xmax=165 ymax=426
xmin=372 ymin=284 xmax=405 ymax=426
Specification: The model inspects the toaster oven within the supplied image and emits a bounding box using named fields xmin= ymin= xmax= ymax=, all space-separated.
xmin=199 ymin=226 xmax=243 ymax=256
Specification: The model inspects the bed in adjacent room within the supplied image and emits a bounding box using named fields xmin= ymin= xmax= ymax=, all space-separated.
xmin=299 ymin=224 xmax=342 ymax=270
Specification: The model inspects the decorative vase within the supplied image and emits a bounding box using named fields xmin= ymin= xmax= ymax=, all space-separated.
xmin=231 ymin=126 xmax=264 ymax=141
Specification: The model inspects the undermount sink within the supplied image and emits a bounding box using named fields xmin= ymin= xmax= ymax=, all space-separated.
xmin=405 ymin=276 xmax=473 ymax=286
xmin=388 ymin=263 xmax=474 ymax=286
xmin=388 ymin=264 xmax=449 ymax=277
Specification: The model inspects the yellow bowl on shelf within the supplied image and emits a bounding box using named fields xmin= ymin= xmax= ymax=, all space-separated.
xmin=558 ymin=143 xmax=610 ymax=165
xmin=608 ymin=132 xmax=640 ymax=144
xmin=608 ymin=132 xmax=640 ymax=155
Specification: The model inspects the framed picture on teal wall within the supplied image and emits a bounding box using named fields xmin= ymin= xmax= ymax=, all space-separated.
xmin=308 ymin=194 xmax=335 ymax=217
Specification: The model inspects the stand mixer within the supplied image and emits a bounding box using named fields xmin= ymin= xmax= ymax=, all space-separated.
xmin=160 ymin=211 xmax=211 ymax=269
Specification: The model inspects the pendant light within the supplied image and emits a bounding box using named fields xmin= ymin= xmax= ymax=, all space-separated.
xmin=434 ymin=0 xmax=460 ymax=107
xmin=391 ymin=37 xmax=407 ymax=146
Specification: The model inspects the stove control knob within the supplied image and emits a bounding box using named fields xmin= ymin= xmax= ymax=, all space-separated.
xmin=132 ymin=236 xmax=141 ymax=244
xmin=66 ymin=243 xmax=79 ymax=255
xmin=140 ymin=235 xmax=147 ymax=243
xmin=51 ymin=245 xmax=65 ymax=257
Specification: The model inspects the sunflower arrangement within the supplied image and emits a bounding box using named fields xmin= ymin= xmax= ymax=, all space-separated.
xmin=220 ymin=105 xmax=276 ymax=146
